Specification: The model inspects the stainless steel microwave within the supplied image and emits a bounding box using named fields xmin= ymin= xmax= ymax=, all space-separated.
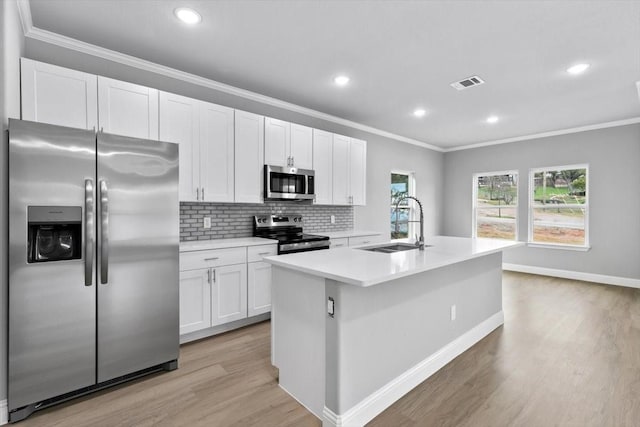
xmin=264 ymin=165 xmax=315 ymax=201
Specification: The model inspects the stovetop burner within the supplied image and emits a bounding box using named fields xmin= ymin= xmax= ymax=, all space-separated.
xmin=253 ymin=214 xmax=330 ymax=254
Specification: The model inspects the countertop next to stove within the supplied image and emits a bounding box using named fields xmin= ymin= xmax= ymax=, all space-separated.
xmin=264 ymin=236 xmax=523 ymax=287
xmin=180 ymin=237 xmax=277 ymax=252
xmin=315 ymin=230 xmax=382 ymax=239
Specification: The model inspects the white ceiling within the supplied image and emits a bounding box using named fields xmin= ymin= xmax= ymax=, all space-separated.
xmin=27 ymin=0 xmax=640 ymax=149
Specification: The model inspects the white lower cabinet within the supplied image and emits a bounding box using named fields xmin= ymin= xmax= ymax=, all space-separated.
xmin=179 ymin=269 xmax=212 ymax=335
xmin=248 ymin=261 xmax=272 ymax=316
xmin=329 ymin=238 xmax=348 ymax=249
xmin=179 ymin=243 xmax=276 ymax=339
xmin=211 ymin=264 xmax=248 ymax=326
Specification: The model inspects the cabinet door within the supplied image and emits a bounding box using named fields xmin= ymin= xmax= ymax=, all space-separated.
xmin=21 ymin=58 xmax=98 ymax=130
xmin=235 ymin=110 xmax=265 ymax=203
xmin=200 ymin=102 xmax=235 ymax=202
xmin=349 ymin=138 xmax=367 ymax=205
xmin=349 ymin=235 xmax=383 ymax=247
xmin=332 ymin=134 xmax=351 ymax=205
xmin=159 ymin=91 xmax=200 ymax=201
xmin=330 ymin=237 xmax=348 ymax=249
xmin=264 ymin=117 xmax=290 ymax=167
xmin=312 ymin=129 xmax=333 ymax=205
xmin=248 ymin=261 xmax=272 ymax=317
xmin=211 ymin=264 xmax=248 ymax=326
xmin=290 ymin=123 xmax=313 ymax=169
xmin=179 ymin=269 xmax=211 ymax=335
xmin=98 ymin=76 xmax=159 ymax=140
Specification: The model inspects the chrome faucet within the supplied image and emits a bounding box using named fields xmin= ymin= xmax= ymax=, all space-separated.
xmin=394 ymin=195 xmax=425 ymax=250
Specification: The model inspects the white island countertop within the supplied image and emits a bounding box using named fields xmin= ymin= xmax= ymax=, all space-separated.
xmin=264 ymin=236 xmax=523 ymax=287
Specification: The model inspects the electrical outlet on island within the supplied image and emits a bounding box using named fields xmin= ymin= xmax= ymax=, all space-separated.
xmin=203 ymin=217 xmax=211 ymax=229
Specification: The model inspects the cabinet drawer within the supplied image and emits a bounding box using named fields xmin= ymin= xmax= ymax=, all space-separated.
xmin=329 ymin=238 xmax=348 ymax=249
xmin=248 ymin=244 xmax=278 ymax=262
xmin=348 ymin=235 xmax=382 ymax=247
xmin=180 ymin=247 xmax=247 ymax=271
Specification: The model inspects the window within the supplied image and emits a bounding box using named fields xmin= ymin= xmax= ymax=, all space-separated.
xmin=390 ymin=172 xmax=415 ymax=239
xmin=473 ymin=171 xmax=518 ymax=240
xmin=529 ymin=165 xmax=588 ymax=248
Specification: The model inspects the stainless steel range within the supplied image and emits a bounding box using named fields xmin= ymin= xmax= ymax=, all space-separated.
xmin=253 ymin=214 xmax=330 ymax=254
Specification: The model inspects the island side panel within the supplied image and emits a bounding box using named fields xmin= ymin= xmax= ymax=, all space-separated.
xmin=271 ymin=265 xmax=326 ymax=419
xmin=324 ymin=252 xmax=503 ymax=418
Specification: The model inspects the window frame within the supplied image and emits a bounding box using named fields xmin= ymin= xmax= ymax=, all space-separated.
xmin=390 ymin=170 xmax=416 ymax=241
xmin=528 ymin=163 xmax=590 ymax=250
xmin=472 ymin=170 xmax=519 ymax=241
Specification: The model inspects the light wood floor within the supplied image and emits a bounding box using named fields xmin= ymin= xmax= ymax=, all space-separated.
xmin=19 ymin=272 xmax=640 ymax=427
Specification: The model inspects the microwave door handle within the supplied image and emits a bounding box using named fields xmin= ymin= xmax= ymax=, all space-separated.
xmin=84 ymin=179 xmax=94 ymax=286
xmin=99 ymin=180 xmax=109 ymax=284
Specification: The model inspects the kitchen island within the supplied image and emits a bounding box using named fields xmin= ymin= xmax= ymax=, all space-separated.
xmin=265 ymin=236 xmax=522 ymax=427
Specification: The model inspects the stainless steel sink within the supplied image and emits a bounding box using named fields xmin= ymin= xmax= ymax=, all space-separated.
xmin=359 ymin=243 xmax=432 ymax=253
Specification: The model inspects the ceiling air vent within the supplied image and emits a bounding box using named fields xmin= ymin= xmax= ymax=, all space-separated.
xmin=450 ymin=75 xmax=485 ymax=90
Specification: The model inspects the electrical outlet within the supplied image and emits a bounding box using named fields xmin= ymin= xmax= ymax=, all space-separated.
xmin=330 ymin=215 xmax=336 ymax=224
xmin=203 ymin=217 xmax=211 ymax=229
xmin=450 ymin=304 xmax=457 ymax=321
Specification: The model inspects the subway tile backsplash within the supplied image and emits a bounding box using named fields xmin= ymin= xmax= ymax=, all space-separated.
xmin=180 ymin=202 xmax=354 ymax=241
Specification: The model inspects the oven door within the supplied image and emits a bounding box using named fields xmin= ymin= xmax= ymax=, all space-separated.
xmin=264 ymin=165 xmax=315 ymax=201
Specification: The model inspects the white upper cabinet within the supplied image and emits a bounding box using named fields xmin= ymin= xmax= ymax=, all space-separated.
xmin=312 ymin=129 xmax=333 ymax=205
xmin=264 ymin=118 xmax=313 ymax=169
xmin=21 ymin=58 xmax=98 ymax=130
xmin=332 ymin=134 xmax=367 ymax=206
xmin=98 ymin=76 xmax=159 ymax=140
xmin=332 ymin=134 xmax=351 ymax=205
xmin=159 ymin=92 xmax=234 ymax=202
xmin=290 ymin=123 xmax=313 ymax=170
xmin=235 ymin=110 xmax=265 ymax=203
xmin=264 ymin=117 xmax=290 ymax=167
xmin=159 ymin=92 xmax=199 ymax=201
xmin=349 ymin=138 xmax=367 ymax=206
xmin=199 ymin=102 xmax=235 ymax=202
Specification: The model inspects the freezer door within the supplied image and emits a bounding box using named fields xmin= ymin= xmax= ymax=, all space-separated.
xmin=97 ymin=132 xmax=179 ymax=382
xmin=8 ymin=119 xmax=97 ymax=411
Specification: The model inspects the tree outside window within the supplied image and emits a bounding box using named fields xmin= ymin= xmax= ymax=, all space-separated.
xmin=391 ymin=172 xmax=414 ymax=239
xmin=530 ymin=165 xmax=588 ymax=247
xmin=474 ymin=172 xmax=518 ymax=240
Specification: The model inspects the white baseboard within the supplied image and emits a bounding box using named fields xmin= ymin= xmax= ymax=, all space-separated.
xmin=322 ymin=311 xmax=505 ymax=427
xmin=0 ymin=399 xmax=8 ymax=425
xmin=503 ymin=263 xmax=640 ymax=289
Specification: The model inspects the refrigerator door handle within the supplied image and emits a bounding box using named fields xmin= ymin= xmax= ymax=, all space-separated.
xmin=84 ymin=179 xmax=94 ymax=286
xmin=100 ymin=180 xmax=110 ymax=284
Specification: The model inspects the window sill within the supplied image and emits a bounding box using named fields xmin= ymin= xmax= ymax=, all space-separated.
xmin=527 ymin=242 xmax=591 ymax=252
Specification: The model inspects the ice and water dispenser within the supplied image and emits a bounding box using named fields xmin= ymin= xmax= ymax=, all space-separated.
xmin=27 ymin=206 xmax=82 ymax=263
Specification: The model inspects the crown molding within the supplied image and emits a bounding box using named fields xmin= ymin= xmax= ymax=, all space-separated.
xmin=16 ymin=0 xmax=32 ymax=34
xmin=444 ymin=117 xmax=640 ymax=152
xmin=15 ymin=1 xmax=443 ymax=153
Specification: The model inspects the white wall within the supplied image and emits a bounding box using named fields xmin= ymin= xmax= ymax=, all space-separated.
xmin=1 ymin=0 xmax=25 ymax=412
xmin=443 ymin=124 xmax=640 ymax=280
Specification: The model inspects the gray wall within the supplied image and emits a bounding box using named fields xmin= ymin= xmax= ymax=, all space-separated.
xmin=180 ymin=202 xmax=353 ymax=241
xmin=24 ymin=38 xmax=445 ymax=240
xmin=354 ymin=137 xmax=444 ymax=238
xmin=443 ymin=123 xmax=640 ymax=279
xmin=2 ymin=0 xmax=25 ymax=407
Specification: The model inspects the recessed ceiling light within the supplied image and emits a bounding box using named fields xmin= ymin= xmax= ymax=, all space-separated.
xmin=174 ymin=7 xmax=202 ymax=24
xmin=566 ymin=63 xmax=590 ymax=75
xmin=486 ymin=116 xmax=499 ymax=124
xmin=334 ymin=75 xmax=350 ymax=86
xmin=413 ymin=109 xmax=427 ymax=118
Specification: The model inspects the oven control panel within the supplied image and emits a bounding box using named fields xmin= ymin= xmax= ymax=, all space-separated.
xmin=254 ymin=214 xmax=303 ymax=228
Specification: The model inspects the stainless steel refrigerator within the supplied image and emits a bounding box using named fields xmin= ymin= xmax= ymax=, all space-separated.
xmin=8 ymin=119 xmax=179 ymax=422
